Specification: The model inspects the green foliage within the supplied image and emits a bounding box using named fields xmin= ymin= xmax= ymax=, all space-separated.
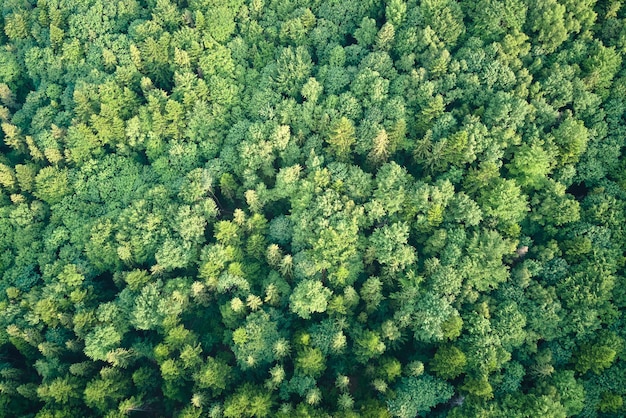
xmin=326 ymin=117 xmax=356 ymax=161
xmin=416 ymin=0 xmax=465 ymax=47
xmin=526 ymin=0 xmax=568 ymax=53
xmin=506 ymin=143 xmax=552 ymax=189
xmin=476 ymin=178 xmax=528 ymax=232
xmin=546 ymin=370 xmax=585 ymax=416
xmin=599 ymin=393 xmax=623 ymax=413
xmin=195 ymin=356 xmax=232 ymax=394
xmin=295 ymin=347 xmax=326 ymax=377
xmin=387 ymin=375 xmax=454 ymax=418
xmin=368 ymin=222 xmax=416 ymax=274
xmin=353 ymin=329 xmax=386 ymax=363
xmin=231 ymin=310 xmax=283 ymax=370
xmin=0 ymin=50 xmax=21 ymax=86
xmin=551 ymin=116 xmax=590 ymax=164
xmin=463 ymin=0 xmax=527 ymax=42
xmin=0 ymin=0 xmax=624 ymax=416
xmin=575 ymin=342 xmax=618 ymax=375
xmin=223 ymin=384 xmax=273 ymax=418
xmin=289 ymin=280 xmax=332 ymax=319
xmin=84 ymin=369 xmax=131 ymax=413
xmin=34 ymin=167 xmax=70 ymax=205
xmin=84 ymin=326 xmax=123 ymax=361
xmin=430 ymin=345 xmax=467 ymax=379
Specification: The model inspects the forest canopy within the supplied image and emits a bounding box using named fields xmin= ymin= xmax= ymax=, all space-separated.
xmin=0 ymin=0 xmax=626 ymax=417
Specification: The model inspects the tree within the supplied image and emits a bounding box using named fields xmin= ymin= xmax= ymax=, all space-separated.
xmin=84 ymin=369 xmax=131 ymax=413
xmin=541 ymin=370 xmax=585 ymax=416
xmin=529 ymin=179 xmax=580 ymax=228
xmin=416 ymin=0 xmax=466 ymax=47
xmin=506 ymin=143 xmax=552 ymax=189
xmin=598 ymin=393 xmax=623 ymax=413
xmin=326 ymin=117 xmax=356 ymax=161
xmin=463 ymin=0 xmax=527 ymax=41
xmin=0 ymin=50 xmax=21 ymax=87
xmin=582 ymin=41 xmax=622 ymax=95
xmin=463 ymin=229 xmax=512 ymax=292
xmin=289 ymin=280 xmax=332 ymax=319
xmin=36 ymin=376 xmax=81 ymax=405
xmin=430 ymin=345 xmax=467 ymax=379
xmin=274 ymin=46 xmax=313 ymax=98
xmin=353 ymin=329 xmax=386 ymax=363
xmin=526 ymin=0 xmax=568 ymax=53
xmin=194 ymin=356 xmax=232 ymax=395
xmin=360 ymin=277 xmax=384 ymax=313
xmin=368 ymin=222 xmax=416 ymax=275
xmin=574 ymin=342 xmax=617 ymax=374
xmin=387 ymin=375 xmax=454 ymax=418
xmin=476 ymin=178 xmax=528 ymax=233
xmin=295 ymin=347 xmax=326 ymax=378
xmin=223 ymin=384 xmax=273 ymax=418
xmin=84 ymin=325 xmax=123 ymax=361
xmin=34 ymin=167 xmax=70 ymax=205
xmin=355 ymin=18 xmax=379 ymax=47
xmin=367 ymin=129 xmax=391 ymax=166
xmin=231 ymin=310 xmax=283 ymax=370
xmin=375 ymin=23 xmax=396 ymax=51
xmin=550 ymin=116 xmax=589 ymax=164
xmin=129 ymin=282 xmax=165 ymax=331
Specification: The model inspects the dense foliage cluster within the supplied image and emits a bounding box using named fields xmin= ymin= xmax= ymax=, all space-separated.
xmin=0 ymin=0 xmax=625 ymax=416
